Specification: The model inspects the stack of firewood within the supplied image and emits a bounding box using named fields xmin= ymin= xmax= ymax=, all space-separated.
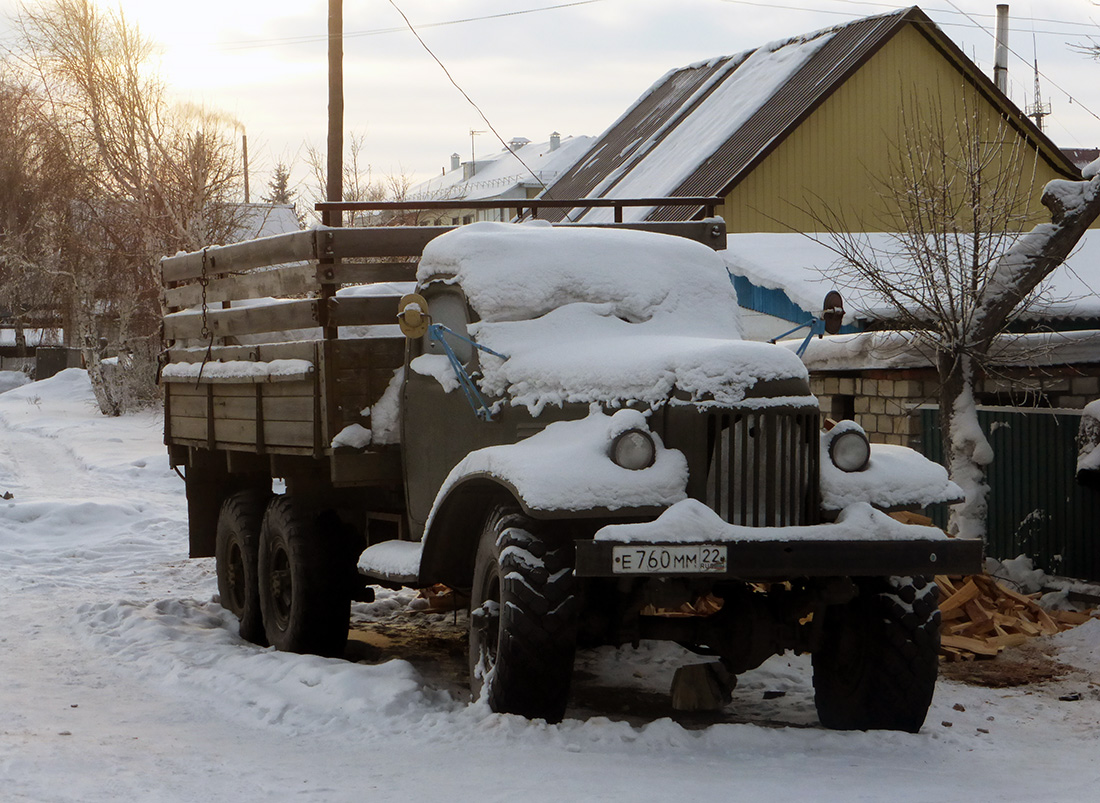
xmin=936 ymin=574 xmax=1095 ymax=661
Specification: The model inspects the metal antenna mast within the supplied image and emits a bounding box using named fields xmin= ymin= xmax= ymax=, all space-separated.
xmin=1026 ymin=33 xmax=1051 ymax=131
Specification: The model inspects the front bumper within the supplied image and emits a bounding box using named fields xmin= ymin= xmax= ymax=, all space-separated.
xmin=574 ymin=537 xmax=983 ymax=579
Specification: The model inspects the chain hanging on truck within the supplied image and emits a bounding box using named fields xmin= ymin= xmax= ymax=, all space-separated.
xmin=429 ymin=323 xmax=507 ymax=422
xmin=195 ymin=247 xmax=214 ymax=385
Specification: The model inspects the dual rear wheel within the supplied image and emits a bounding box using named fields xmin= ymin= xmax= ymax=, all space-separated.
xmin=215 ymin=492 xmax=351 ymax=658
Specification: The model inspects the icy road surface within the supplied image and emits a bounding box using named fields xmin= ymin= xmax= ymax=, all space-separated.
xmin=1 ymin=369 xmax=1100 ymax=802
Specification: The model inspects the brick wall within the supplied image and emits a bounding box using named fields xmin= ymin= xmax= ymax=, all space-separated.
xmin=810 ymin=364 xmax=1100 ymax=449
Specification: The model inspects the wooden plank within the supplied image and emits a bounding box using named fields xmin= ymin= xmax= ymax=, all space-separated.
xmin=213 ymin=381 xmax=314 ymax=398
xmin=320 ymin=262 xmax=417 ymax=285
xmin=940 ymin=634 xmax=1003 ymax=657
xmin=166 ymin=382 xmax=208 ymax=398
xmin=201 ymin=395 xmax=313 ymax=423
xmin=164 ymin=433 xmax=314 ymax=458
xmin=327 ymin=227 xmax=451 ymax=259
xmin=161 ymin=368 xmax=313 ymax=385
xmin=963 ymin=598 xmax=993 ymax=627
xmin=939 ymin=579 xmax=981 ymax=613
xmin=161 ymin=230 xmax=318 ymax=283
xmin=935 ymin=575 xmax=959 ymax=596
xmin=1035 ymin=608 xmax=1060 ymax=636
xmin=163 ymin=299 xmax=318 ymax=340
xmin=327 ymin=296 xmax=401 ymax=328
xmin=214 ymin=418 xmax=257 ymax=445
xmin=984 ymin=633 xmax=1030 ymax=649
xmin=264 ymin=420 xmax=316 ymax=448
xmin=168 ymin=396 xmax=207 ymax=418
xmin=1049 ymin=610 xmax=1093 ymax=626
xmin=165 ymin=262 xmax=319 ymax=310
xmin=169 ymin=416 xmax=211 ymax=442
xmin=167 ymin=341 xmax=318 ymax=364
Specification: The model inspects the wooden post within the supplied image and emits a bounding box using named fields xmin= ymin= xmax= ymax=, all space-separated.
xmin=326 ymin=0 xmax=343 ymax=228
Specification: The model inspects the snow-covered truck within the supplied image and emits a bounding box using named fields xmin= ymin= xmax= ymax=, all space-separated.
xmin=159 ymin=206 xmax=981 ymax=731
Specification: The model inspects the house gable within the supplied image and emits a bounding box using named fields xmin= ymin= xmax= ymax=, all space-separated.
xmin=542 ymin=6 xmax=1079 ymax=231
xmin=720 ymin=17 xmax=1078 ymax=233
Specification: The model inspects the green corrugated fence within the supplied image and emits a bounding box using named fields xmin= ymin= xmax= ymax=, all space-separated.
xmin=920 ymin=406 xmax=1100 ymax=582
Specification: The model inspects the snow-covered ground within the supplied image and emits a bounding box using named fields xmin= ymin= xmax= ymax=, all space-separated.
xmin=2 ymin=369 xmax=1100 ymax=802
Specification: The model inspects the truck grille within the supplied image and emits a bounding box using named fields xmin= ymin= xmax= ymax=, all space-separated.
xmin=705 ymin=410 xmax=820 ymax=527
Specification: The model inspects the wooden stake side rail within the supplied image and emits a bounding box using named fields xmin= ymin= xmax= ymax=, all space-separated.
xmin=160 ymin=228 xmax=448 ymax=286
xmin=164 ymin=262 xmax=319 ymax=311
xmin=164 ymin=260 xmax=420 ymax=313
xmin=162 ymin=296 xmax=407 ymax=341
xmin=161 ymin=230 xmax=318 ymax=284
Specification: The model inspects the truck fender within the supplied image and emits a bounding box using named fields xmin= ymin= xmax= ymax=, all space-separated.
xmin=416 ymin=477 xmax=521 ymax=590
xmin=416 ymin=410 xmax=688 ymax=588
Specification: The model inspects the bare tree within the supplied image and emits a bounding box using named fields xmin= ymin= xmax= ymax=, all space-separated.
xmin=0 ymin=76 xmax=73 ymax=354
xmin=11 ymin=0 xmax=246 ymax=414
xmin=806 ymin=93 xmax=1100 ymax=539
xmin=303 ymin=132 xmax=386 ymax=225
xmin=302 ymin=133 xmax=433 ymax=226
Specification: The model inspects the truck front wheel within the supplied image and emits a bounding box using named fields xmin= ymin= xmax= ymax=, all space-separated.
xmin=469 ymin=505 xmax=577 ymax=723
xmin=812 ymin=575 xmax=940 ymax=733
xmin=215 ymin=490 xmax=270 ymax=645
xmin=258 ymin=495 xmax=350 ymax=658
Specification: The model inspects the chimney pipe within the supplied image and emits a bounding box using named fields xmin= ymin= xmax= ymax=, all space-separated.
xmin=549 ymin=131 xmax=561 ymax=152
xmin=450 ymin=153 xmax=461 ymax=172
xmin=995 ymin=4 xmax=1009 ymax=94
xmin=242 ymin=133 xmax=249 ymax=203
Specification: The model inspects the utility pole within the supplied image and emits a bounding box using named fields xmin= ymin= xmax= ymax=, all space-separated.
xmin=326 ymin=0 xmax=343 ymax=227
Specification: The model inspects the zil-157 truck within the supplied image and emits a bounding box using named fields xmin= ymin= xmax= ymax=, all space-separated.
xmin=159 ymin=199 xmax=981 ymax=731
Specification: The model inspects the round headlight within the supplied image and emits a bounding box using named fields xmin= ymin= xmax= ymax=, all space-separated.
xmin=610 ymin=429 xmax=656 ymax=470
xmin=829 ymin=429 xmax=870 ymax=472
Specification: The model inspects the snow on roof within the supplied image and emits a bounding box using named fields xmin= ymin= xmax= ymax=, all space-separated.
xmin=578 ymin=32 xmax=835 ymax=224
xmin=792 ymin=329 xmax=1100 ymax=372
xmin=232 ymin=204 xmax=301 ymax=242
xmin=415 ymin=222 xmax=812 ymax=413
xmin=0 ymin=329 xmax=63 ymax=347
xmin=723 ymin=228 xmax=1100 ymax=325
xmin=408 ymin=134 xmax=597 ymax=204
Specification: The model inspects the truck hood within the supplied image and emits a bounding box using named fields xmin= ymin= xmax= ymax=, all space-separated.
xmin=468 ymin=302 xmax=813 ymax=415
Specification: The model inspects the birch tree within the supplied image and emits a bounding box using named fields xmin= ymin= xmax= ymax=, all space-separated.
xmin=12 ymin=0 xmax=245 ymax=414
xmin=808 ymin=96 xmax=1100 ymax=539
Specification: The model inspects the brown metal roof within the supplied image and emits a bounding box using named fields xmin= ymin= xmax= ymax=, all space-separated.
xmin=538 ymin=56 xmax=740 ymax=222
xmin=541 ymin=6 xmax=1079 ymax=223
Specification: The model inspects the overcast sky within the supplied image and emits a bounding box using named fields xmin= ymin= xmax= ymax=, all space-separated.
xmin=4 ymin=0 xmax=1100 ymax=197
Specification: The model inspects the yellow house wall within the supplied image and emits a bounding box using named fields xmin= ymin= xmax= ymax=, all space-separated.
xmin=719 ymin=24 xmax=1074 ymax=233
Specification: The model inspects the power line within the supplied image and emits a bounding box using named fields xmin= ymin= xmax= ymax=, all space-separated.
xmin=943 ymin=0 xmax=1100 ymax=127
xmin=717 ymin=0 xmax=1100 ymax=38
xmin=385 ymin=0 xmax=554 ymax=200
xmin=218 ymin=0 xmax=612 ymax=51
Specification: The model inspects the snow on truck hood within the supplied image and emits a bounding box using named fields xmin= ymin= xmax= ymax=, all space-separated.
xmin=416 ymin=222 xmax=812 ymax=412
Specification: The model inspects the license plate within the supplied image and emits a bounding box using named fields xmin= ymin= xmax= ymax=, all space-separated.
xmin=612 ymin=545 xmax=728 ymax=574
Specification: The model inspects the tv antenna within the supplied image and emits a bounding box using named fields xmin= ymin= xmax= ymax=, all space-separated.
xmin=469 ymin=129 xmax=486 ymax=167
xmin=1026 ymin=33 xmax=1051 ymax=132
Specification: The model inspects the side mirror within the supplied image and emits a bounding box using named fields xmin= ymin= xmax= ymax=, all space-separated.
xmin=397 ymin=293 xmax=430 ymax=338
xmin=822 ymin=290 xmax=844 ymax=335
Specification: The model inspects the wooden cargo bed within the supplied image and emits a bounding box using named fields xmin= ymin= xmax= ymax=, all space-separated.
xmin=159 ymin=227 xmax=438 ymax=485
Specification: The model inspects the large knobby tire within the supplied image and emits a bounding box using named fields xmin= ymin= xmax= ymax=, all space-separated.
xmin=215 ymin=490 xmax=270 ymax=645
xmin=812 ymin=575 xmax=941 ymax=733
xmin=469 ymin=506 xmax=577 ymax=723
xmin=258 ymin=495 xmax=351 ymax=658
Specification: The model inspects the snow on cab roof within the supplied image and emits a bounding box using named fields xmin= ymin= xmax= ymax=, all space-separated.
xmin=413 ymin=222 xmax=812 ymax=413
xmin=417 ymin=221 xmax=741 ymax=332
